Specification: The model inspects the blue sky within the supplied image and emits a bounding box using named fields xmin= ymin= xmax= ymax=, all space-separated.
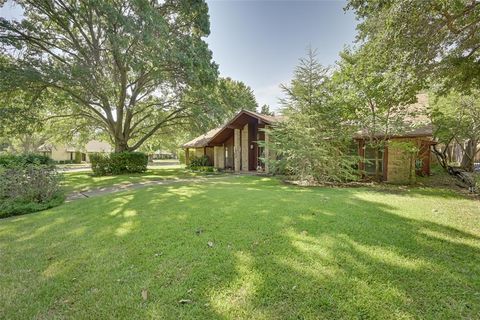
xmin=0 ymin=0 xmax=359 ymax=110
xmin=206 ymin=0 xmax=358 ymax=110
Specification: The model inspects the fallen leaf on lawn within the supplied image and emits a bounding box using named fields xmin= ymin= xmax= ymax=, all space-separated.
xmin=141 ymin=289 xmax=148 ymax=301
xmin=179 ymin=299 xmax=192 ymax=304
xmin=207 ymin=241 xmax=214 ymax=248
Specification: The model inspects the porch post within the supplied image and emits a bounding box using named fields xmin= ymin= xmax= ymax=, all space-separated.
xmin=234 ymin=129 xmax=241 ymax=172
xmin=185 ymin=148 xmax=190 ymax=166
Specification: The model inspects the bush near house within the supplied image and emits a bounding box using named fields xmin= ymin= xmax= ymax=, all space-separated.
xmin=90 ymin=152 xmax=148 ymax=176
xmin=0 ymin=154 xmax=63 ymax=218
xmin=189 ymin=166 xmax=216 ymax=173
xmin=186 ymin=155 xmax=216 ymax=173
xmin=188 ymin=155 xmax=209 ymax=168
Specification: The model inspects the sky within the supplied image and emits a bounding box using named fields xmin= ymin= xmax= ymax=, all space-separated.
xmin=0 ymin=0 xmax=359 ymax=111
xmin=205 ymin=0 xmax=359 ymax=110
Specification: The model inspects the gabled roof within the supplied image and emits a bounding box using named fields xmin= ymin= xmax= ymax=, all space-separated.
xmin=182 ymin=109 xmax=284 ymax=148
xmin=233 ymin=109 xmax=284 ymax=124
xmin=354 ymin=124 xmax=433 ymax=139
xmin=354 ymin=93 xmax=433 ymax=139
xmin=182 ymin=127 xmax=223 ymax=148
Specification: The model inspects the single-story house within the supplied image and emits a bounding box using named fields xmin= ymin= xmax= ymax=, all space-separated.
xmin=183 ymin=110 xmax=283 ymax=172
xmin=354 ymin=125 xmax=435 ymax=183
xmin=38 ymin=140 xmax=112 ymax=163
xmin=152 ymin=150 xmax=177 ymax=160
xmin=183 ymin=96 xmax=436 ymax=183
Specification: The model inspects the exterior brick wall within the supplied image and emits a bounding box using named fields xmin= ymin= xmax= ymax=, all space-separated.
xmin=387 ymin=138 xmax=419 ymax=184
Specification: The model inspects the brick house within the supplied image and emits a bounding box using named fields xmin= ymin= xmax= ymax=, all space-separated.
xmin=183 ymin=99 xmax=435 ymax=183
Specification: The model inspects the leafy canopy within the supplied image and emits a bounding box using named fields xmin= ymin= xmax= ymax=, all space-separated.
xmin=347 ymin=0 xmax=480 ymax=92
xmin=0 ymin=0 xmax=218 ymax=152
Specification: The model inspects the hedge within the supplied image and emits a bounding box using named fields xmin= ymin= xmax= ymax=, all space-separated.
xmin=90 ymin=152 xmax=148 ymax=176
xmin=0 ymin=153 xmax=54 ymax=168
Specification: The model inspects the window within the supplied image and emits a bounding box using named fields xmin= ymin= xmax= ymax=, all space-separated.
xmin=364 ymin=145 xmax=384 ymax=177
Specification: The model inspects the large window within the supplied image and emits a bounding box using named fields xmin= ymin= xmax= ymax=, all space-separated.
xmin=364 ymin=145 xmax=384 ymax=178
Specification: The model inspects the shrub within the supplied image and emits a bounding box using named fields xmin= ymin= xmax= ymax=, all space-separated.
xmin=0 ymin=163 xmax=63 ymax=218
xmin=189 ymin=166 xmax=216 ymax=173
xmin=74 ymin=152 xmax=83 ymax=164
xmin=0 ymin=153 xmax=53 ymax=168
xmin=188 ymin=155 xmax=209 ymax=168
xmin=178 ymin=149 xmax=186 ymax=164
xmin=90 ymin=153 xmax=111 ymax=176
xmin=110 ymin=152 xmax=148 ymax=174
xmin=90 ymin=152 xmax=148 ymax=176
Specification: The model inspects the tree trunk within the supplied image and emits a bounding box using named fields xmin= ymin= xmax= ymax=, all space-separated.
xmin=461 ymin=139 xmax=477 ymax=172
xmin=114 ymin=139 xmax=129 ymax=153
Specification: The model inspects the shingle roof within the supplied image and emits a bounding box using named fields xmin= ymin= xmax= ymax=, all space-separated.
xmin=182 ymin=127 xmax=223 ymax=148
xmin=182 ymin=110 xmax=284 ymax=148
xmin=354 ymin=124 xmax=433 ymax=139
xmin=354 ymin=93 xmax=433 ymax=139
xmin=240 ymin=109 xmax=284 ymax=124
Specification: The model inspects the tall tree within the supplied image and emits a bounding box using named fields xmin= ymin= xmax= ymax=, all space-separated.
xmin=280 ymin=47 xmax=330 ymax=115
xmin=334 ymin=43 xmax=423 ymax=180
xmin=335 ymin=45 xmax=422 ymax=139
xmin=260 ymin=104 xmax=274 ymax=116
xmin=0 ymin=0 xmax=218 ymax=152
xmin=347 ymin=0 xmax=480 ymax=92
xmin=265 ymin=49 xmax=359 ymax=183
xmin=430 ymin=90 xmax=480 ymax=171
xmin=182 ymin=77 xmax=258 ymax=133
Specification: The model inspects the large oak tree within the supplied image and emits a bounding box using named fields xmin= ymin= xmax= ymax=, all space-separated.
xmin=347 ymin=0 xmax=480 ymax=92
xmin=0 ymin=0 xmax=218 ymax=152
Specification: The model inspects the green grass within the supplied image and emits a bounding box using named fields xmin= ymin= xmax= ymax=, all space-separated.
xmin=1 ymin=176 xmax=479 ymax=319
xmin=61 ymin=166 xmax=215 ymax=193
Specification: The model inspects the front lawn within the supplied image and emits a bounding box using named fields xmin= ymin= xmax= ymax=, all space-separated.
xmin=62 ymin=166 xmax=216 ymax=193
xmin=1 ymin=176 xmax=479 ymax=319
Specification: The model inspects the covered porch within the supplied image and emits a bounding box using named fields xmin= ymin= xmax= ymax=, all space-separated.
xmin=183 ymin=110 xmax=280 ymax=173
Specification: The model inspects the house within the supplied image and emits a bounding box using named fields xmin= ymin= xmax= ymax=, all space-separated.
xmin=354 ymin=125 xmax=435 ymax=183
xmin=183 ymin=110 xmax=283 ymax=172
xmin=38 ymin=140 xmax=112 ymax=163
xmin=184 ymin=96 xmax=436 ymax=184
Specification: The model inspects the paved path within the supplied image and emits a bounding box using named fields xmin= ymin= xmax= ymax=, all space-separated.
xmin=66 ymin=176 xmax=232 ymax=202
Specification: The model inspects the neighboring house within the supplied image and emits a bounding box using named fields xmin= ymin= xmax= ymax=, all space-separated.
xmin=183 ymin=97 xmax=435 ymax=183
xmin=38 ymin=140 xmax=112 ymax=163
xmin=152 ymin=150 xmax=177 ymax=160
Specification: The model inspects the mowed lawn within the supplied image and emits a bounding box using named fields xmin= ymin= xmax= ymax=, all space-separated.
xmin=62 ymin=166 xmax=216 ymax=193
xmin=1 ymin=176 xmax=479 ymax=319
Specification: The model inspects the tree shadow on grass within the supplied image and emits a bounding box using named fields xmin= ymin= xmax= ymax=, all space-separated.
xmin=0 ymin=176 xmax=479 ymax=319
